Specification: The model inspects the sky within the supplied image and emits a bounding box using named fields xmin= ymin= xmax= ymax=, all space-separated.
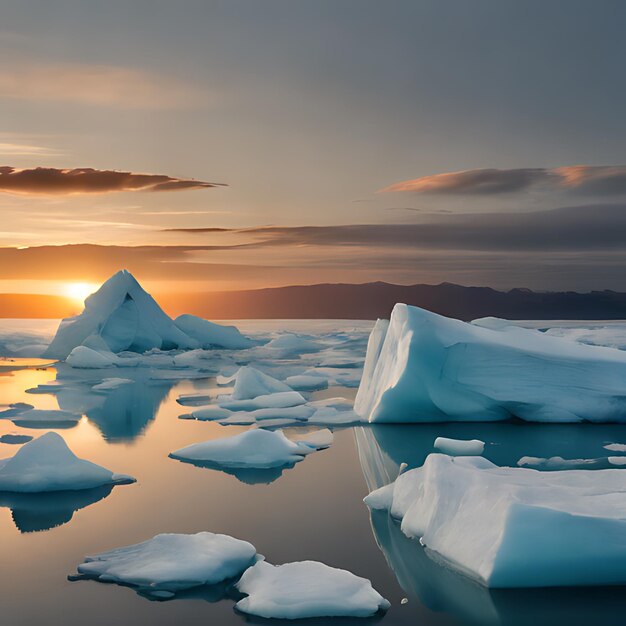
xmin=2 ymin=0 xmax=626 ymax=302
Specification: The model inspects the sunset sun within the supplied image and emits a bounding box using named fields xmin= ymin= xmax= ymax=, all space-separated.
xmin=64 ymin=281 xmax=98 ymax=304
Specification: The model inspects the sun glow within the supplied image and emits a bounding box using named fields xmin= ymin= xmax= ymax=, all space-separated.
xmin=64 ymin=282 xmax=98 ymax=304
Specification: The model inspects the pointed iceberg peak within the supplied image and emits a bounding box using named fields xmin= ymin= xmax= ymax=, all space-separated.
xmin=44 ymin=270 xmax=250 ymax=359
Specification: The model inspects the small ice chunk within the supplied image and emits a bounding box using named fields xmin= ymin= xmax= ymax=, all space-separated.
xmin=434 ymin=437 xmax=485 ymax=456
xmin=605 ymin=443 xmax=626 ymax=452
xmin=363 ymin=482 xmax=395 ymax=510
xmin=66 ymin=346 xmax=119 ymax=369
xmin=190 ymin=405 xmax=233 ymax=421
xmin=265 ymin=334 xmax=323 ymax=355
xmin=284 ymin=374 xmax=329 ymax=391
xmin=219 ymin=391 xmax=306 ymax=411
xmin=74 ymin=532 xmax=257 ymax=596
xmin=170 ymin=428 xmax=326 ymax=469
xmin=92 ymin=378 xmax=133 ymax=392
xmin=517 ymin=456 xmax=601 ymax=470
xmin=230 ymin=366 xmax=293 ymax=401
xmin=0 ymin=432 xmax=134 ymax=492
xmin=177 ymin=394 xmax=212 ymax=407
xmin=3 ymin=408 xmax=81 ymax=428
xmin=608 ymin=457 xmax=626 ymax=466
xmin=296 ymin=429 xmax=334 ymax=449
xmin=235 ymin=560 xmax=390 ymax=619
xmin=0 ymin=433 xmax=33 ymax=445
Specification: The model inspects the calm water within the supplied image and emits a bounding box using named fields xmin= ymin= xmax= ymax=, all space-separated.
xmin=1 ymin=321 xmax=626 ymax=625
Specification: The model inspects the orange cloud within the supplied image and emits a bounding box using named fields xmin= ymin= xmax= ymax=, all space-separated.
xmin=382 ymin=165 xmax=626 ymax=195
xmin=0 ymin=167 xmax=225 ymax=195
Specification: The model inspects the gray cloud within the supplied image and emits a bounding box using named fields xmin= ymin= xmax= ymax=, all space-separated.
xmin=382 ymin=166 xmax=626 ymax=195
xmin=0 ymin=167 xmax=225 ymax=195
xmin=171 ymin=204 xmax=626 ymax=252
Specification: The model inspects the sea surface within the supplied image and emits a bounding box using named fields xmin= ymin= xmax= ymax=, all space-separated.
xmin=1 ymin=319 xmax=626 ymax=626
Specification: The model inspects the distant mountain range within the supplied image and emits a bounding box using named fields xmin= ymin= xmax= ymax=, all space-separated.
xmin=161 ymin=282 xmax=626 ymax=321
xmin=4 ymin=282 xmax=626 ymax=320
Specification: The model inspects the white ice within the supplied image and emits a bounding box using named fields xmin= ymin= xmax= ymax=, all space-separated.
xmin=0 ymin=432 xmax=134 ymax=492
xmin=365 ymin=453 xmax=626 ymax=588
xmin=235 ymin=560 xmax=390 ymax=619
xmin=434 ymin=436 xmax=485 ymax=456
xmin=356 ymin=303 xmax=626 ymax=423
xmin=75 ymin=532 xmax=257 ymax=597
xmin=91 ymin=378 xmax=133 ymax=392
xmin=605 ymin=443 xmax=626 ymax=452
xmin=228 ymin=366 xmax=294 ymax=400
xmin=44 ymin=270 xmax=250 ymax=359
xmin=170 ymin=428 xmax=330 ymax=469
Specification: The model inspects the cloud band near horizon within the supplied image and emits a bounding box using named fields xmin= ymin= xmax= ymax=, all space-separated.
xmin=0 ymin=167 xmax=225 ymax=195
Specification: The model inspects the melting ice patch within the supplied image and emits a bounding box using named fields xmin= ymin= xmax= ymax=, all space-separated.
xmin=73 ymin=532 xmax=258 ymax=599
xmin=365 ymin=453 xmax=626 ymax=588
xmin=0 ymin=432 xmax=134 ymax=492
xmin=235 ymin=560 xmax=390 ymax=619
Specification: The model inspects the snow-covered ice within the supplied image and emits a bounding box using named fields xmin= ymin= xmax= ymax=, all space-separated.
xmin=0 ymin=432 xmax=134 ymax=492
xmin=74 ymin=532 xmax=257 ymax=598
xmin=170 ymin=428 xmax=330 ymax=470
xmin=434 ymin=437 xmax=485 ymax=456
xmin=228 ymin=366 xmax=293 ymax=400
xmin=365 ymin=453 xmax=626 ymax=587
xmin=356 ymin=303 xmax=626 ymax=423
xmin=235 ymin=560 xmax=390 ymax=619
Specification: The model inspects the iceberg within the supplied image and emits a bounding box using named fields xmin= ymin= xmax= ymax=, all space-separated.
xmin=44 ymin=270 xmax=251 ymax=359
xmin=169 ymin=428 xmax=330 ymax=470
xmin=0 ymin=432 xmax=134 ymax=492
xmin=365 ymin=453 xmax=626 ymax=588
xmin=356 ymin=303 xmax=626 ymax=423
xmin=73 ymin=532 xmax=257 ymax=598
xmin=235 ymin=560 xmax=390 ymax=619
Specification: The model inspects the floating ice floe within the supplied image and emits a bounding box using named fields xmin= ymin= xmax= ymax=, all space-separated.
xmin=228 ymin=366 xmax=293 ymax=400
xmin=356 ymin=303 xmax=626 ymax=423
xmin=284 ymin=374 xmax=329 ymax=391
xmin=91 ymin=378 xmax=133 ymax=392
xmin=66 ymin=346 xmax=119 ymax=369
xmin=365 ymin=453 xmax=626 ymax=588
xmin=434 ymin=436 xmax=485 ymax=456
xmin=517 ymin=456 xmax=608 ymax=470
xmin=0 ymin=432 xmax=134 ymax=492
xmin=44 ymin=270 xmax=251 ymax=360
xmin=0 ymin=404 xmax=81 ymax=428
xmin=72 ymin=532 xmax=258 ymax=598
xmin=170 ymin=428 xmax=332 ymax=470
xmin=0 ymin=433 xmax=33 ymax=444
xmin=605 ymin=443 xmax=626 ymax=452
xmin=235 ymin=560 xmax=390 ymax=619
xmin=264 ymin=334 xmax=323 ymax=356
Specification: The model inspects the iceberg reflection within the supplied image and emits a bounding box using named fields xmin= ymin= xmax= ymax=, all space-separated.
xmin=0 ymin=485 xmax=113 ymax=533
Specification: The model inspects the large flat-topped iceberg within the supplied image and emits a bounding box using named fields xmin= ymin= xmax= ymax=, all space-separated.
xmin=44 ymin=270 xmax=251 ymax=359
xmin=365 ymin=453 xmax=626 ymax=588
xmin=355 ymin=303 xmax=626 ymax=422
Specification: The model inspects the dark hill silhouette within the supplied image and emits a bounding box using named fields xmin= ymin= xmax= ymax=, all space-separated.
xmin=160 ymin=282 xmax=626 ymax=321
